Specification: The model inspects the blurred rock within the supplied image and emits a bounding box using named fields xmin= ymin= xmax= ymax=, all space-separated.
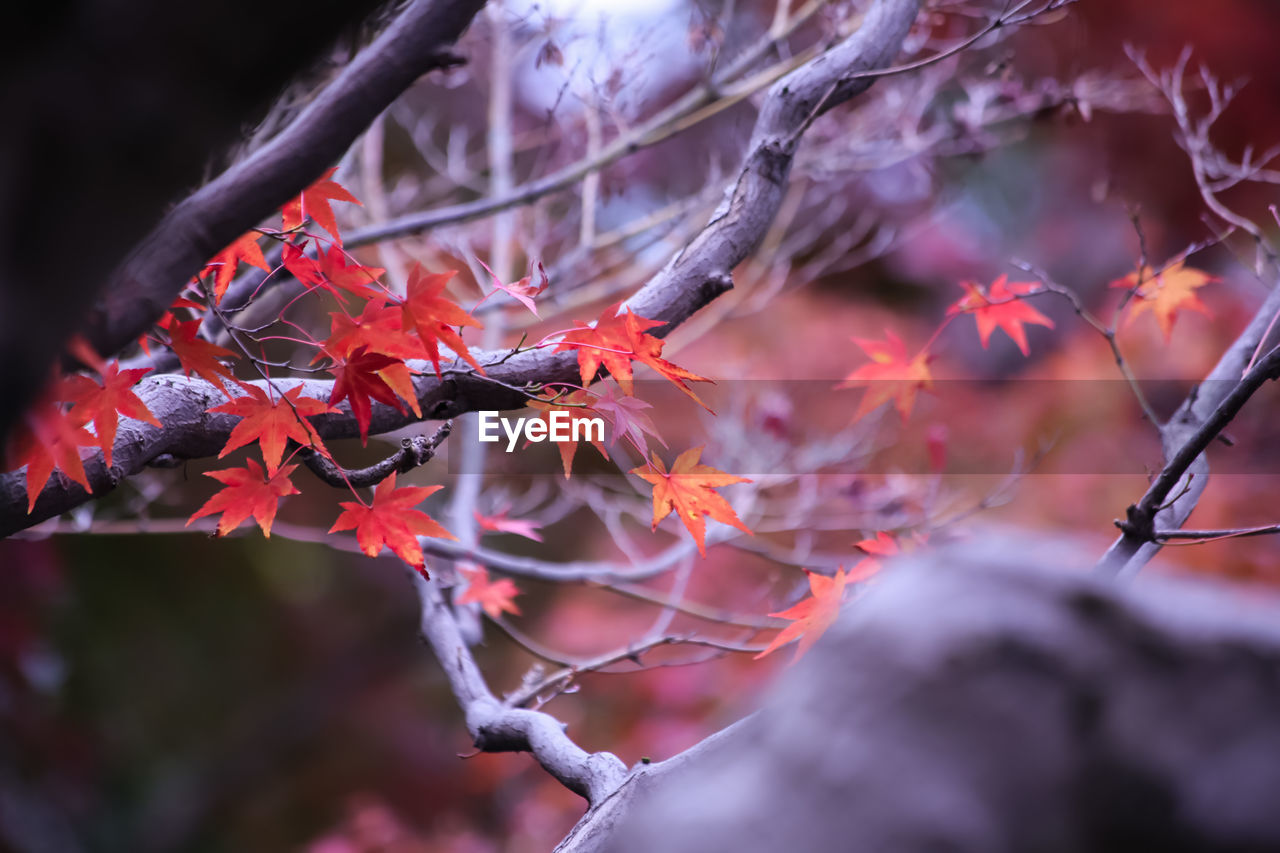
xmin=600 ymin=540 xmax=1280 ymax=852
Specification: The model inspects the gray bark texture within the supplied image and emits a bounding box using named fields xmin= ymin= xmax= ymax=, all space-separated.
xmin=569 ymin=540 xmax=1280 ymax=852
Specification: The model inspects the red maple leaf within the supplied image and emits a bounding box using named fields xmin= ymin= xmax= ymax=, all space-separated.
xmin=6 ymin=396 xmax=96 ymax=512
xmin=754 ymin=567 xmax=851 ymax=663
xmin=208 ymin=383 xmax=335 ymax=475
xmin=282 ymin=242 xmax=348 ymax=302
xmin=555 ymin=303 xmax=712 ymax=409
xmin=474 ymin=509 xmax=543 ymax=541
xmin=630 ymin=447 xmax=752 ymax=556
xmin=1110 ymin=259 xmax=1217 ymax=341
xmin=948 ymin=275 xmax=1054 ymax=356
xmin=852 ymin=531 xmax=899 ymax=578
xmin=592 ymin=384 xmax=666 ymax=458
xmin=166 ymin=318 xmax=241 ymax=397
xmin=529 ymin=389 xmax=609 ymax=478
xmin=399 ymin=266 xmax=485 ymax=377
xmin=329 ymin=473 xmax=455 ymax=572
xmin=186 ymin=458 xmax=299 ymax=537
xmin=321 ymin=299 xmax=427 ymax=362
xmin=281 ymin=167 xmax=361 ymax=243
xmin=479 ymin=258 xmax=548 ymax=317
xmin=62 ymin=363 xmax=161 ymax=467
xmin=327 ymin=346 xmax=421 ymax=445
xmin=318 ymin=244 xmax=385 ymax=300
xmin=456 ymin=563 xmax=522 ymax=618
xmin=836 ymin=330 xmax=932 ymax=422
xmin=204 ymin=231 xmax=269 ymax=302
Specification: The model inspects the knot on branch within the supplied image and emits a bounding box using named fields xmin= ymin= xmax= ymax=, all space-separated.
xmin=302 ymin=421 xmax=451 ymax=488
xmin=1116 ymin=502 xmax=1156 ymax=543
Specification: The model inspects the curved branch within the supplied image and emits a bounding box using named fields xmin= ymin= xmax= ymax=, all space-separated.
xmin=81 ymin=0 xmax=488 ymax=363
xmin=1097 ymin=278 xmax=1280 ymax=577
xmin=301 ymin=422 xmax=452 ymax=488
xmin=3 ymin=0 xmax=922 ymax=537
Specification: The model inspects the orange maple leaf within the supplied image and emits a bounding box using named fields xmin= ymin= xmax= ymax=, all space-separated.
xmin=329 ymin=474 xmax=456 ymax=573
xmin=186 ymin=458 xmax=299 ymax=537
xmin=754 ymin=567 xmax=851 ymax=663
xmin=281 ymin=167 xmax=361 ymax=243
xmin=836 ymin=330 xmax=932 ymax=422
xmin=167 ymin=318 xmax=240 ymax=397
xmin=630 ymin=447 xmax=752 ymax=556
xmin=6 ymin=397 xmax=96 ymax=512
xmin=208 ymin=383 xmax=335 ymax=476
xmin=327 ymin=346 xmax=421 ymax=445
xmin=948 ymin=275 xmax=1054 ymax=355
xmin=529 ymin=389 xmax=609 ymax=478
xmin=555 ymin=303 xmax=712 ymax=409
xmin=205 ymin=232 xmax=269 ymax=302
xmin=1111 ymin=259 xmax=1217 ymax=341
xmin=456 ymin=563 xmax=522 ymax=618
xmin=62 ymin=363 xmax=161 ymax=467
xmin=400 ymin=266 xmax=485 ymax=378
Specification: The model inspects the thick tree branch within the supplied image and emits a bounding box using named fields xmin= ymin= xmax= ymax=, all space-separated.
xmin=80 ymin=0 xmax=488 ymax=365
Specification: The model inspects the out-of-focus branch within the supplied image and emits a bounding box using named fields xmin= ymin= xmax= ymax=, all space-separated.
xmin=81 ymin=0 xmax=488 ymax=364
xmin=412 ymin=572 xmax=628 ymax=803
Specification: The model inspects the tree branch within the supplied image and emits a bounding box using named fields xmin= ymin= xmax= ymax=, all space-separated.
xmin=80 ymin=0 xmax=488 ymax=364
xmin=1097 ymin=278 xmax=1280 ymax=577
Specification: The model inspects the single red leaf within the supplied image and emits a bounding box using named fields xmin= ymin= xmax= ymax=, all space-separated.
xmin=281 ymin=167 xmax=362 ymax=243
xmin=947 ymin=275 xmax=1054 ymax=356
xmin=186 ymin=459 xmax=299 ymax=537
xmin=529 ymin=389 xmax=609 ymax=478
xmin=456 ymin=563 xmax=522 ymax=618
xmin=318 ymin=243 xmax=385 ymax=300
xmin=592 ymin=384 xmax=666 ymax=458
xmin=555 ymin=303 xmax=712 ymax=410
xmin=630 ymin=447 xmax=752 ymax=556
xmin=836 ymin=329 xmax=932 ymax=422
xmin=166 ymin=318 xmax=240 ymax=397
xmin=62 ymin=363 xmax=161 ymax=467
xmin=400 ymin=265 xmax=485 ymax=377
xmin=479 ymin=258 xmax=548 ymax=317
xmin=327 ymin=346 xmax=419 ymax=445
xmin=329 ymin=473 xmax=455 ymax=572
xmin=205 ymin=231 xmax=269 ymax=302
xmin=208 ymin=383 xmax=335 ymax=476
xmin=754 ymin=568 xmax=851 ymax=663
xmin=474 ymin=509 xmax=543 ymax=542
xmin=6 ymin=397 xmax=96 ymax=512
xmin=65 ymin=334 xmax=108 ymax=374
